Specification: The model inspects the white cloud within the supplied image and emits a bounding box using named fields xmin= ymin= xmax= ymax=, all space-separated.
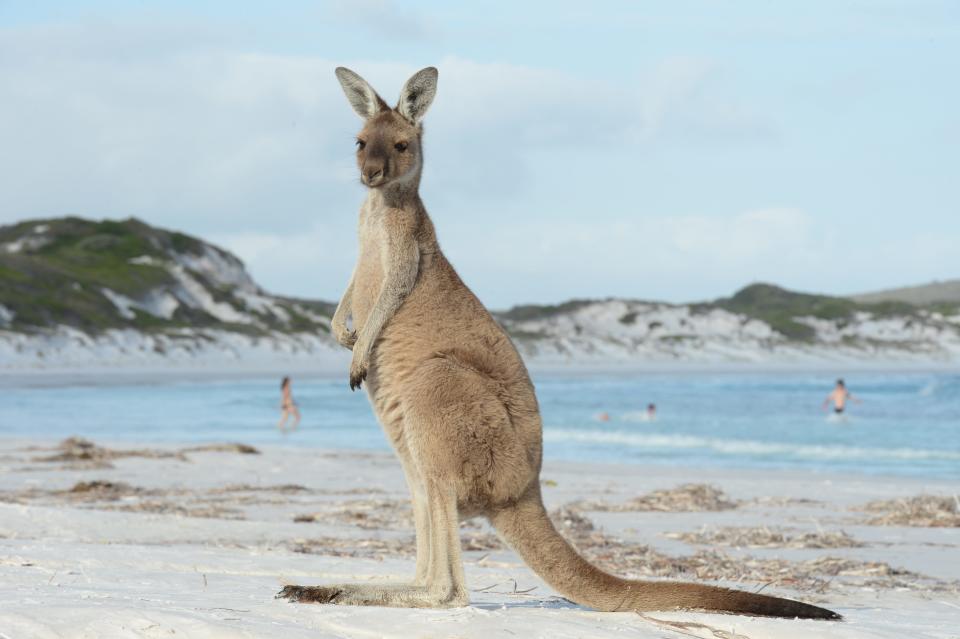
xmin=0 ymin=23 xmax=772 ymax=220
xmin=327 ymin=0 xmax=438 ymax=41
xmin=211 ymin=223 xmax=354 ymax=300
xmin=442 ymin=207 xmax=828 ymax=305
xmin=0 ymin=21 xmax=805 ymax=305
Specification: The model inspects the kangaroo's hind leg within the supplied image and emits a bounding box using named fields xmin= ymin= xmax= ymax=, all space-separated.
xmin=277 ymin=472 xmax=466 ymax=607
xmin=278 ymin=379 xmax=469 ymax=608
xmin=398 ymin=449 xmax=432 ymax=585
xmin=278 ymin=359 xmax=515 ymax=608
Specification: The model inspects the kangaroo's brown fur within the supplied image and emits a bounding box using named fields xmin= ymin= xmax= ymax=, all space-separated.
xmin=277 ymin=66 xmax=840 ymax=620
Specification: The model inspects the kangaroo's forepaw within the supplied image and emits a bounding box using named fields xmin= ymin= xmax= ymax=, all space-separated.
xmin=349 ymin=369 xmax=366 ymax=391
xmin=277 ymin=584 xmax=343 ymax=604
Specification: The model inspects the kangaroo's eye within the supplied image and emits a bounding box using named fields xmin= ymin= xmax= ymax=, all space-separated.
xmin=356 ymin=139 xmax=366 ymax=150
xmin=394 ymin=141 xmax=408 ymax=152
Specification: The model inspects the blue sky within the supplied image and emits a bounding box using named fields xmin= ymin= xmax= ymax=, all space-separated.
xmin=1 ymin=1 xmax=957 ymax=308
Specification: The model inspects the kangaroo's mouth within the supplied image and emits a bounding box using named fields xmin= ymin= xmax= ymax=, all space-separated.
xmin=362 ymin=174 xmax=389 ymax=188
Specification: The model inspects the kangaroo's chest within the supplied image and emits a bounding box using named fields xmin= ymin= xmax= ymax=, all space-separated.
xmin=351 ymin=204 xmax=388 ymax=330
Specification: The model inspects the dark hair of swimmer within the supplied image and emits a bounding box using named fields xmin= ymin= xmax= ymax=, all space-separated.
xmin=281 ymin=376 xmax=290 ymax=389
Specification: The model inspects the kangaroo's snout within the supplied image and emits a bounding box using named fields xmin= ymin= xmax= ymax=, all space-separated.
xmin=363 ymin=161 xmax=386 ymax=186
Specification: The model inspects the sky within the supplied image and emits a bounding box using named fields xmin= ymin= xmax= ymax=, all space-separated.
xmin=1 ymin=1 xmax=958 ymax=309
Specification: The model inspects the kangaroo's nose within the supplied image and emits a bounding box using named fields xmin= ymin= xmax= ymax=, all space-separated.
xmin=364 ymin=165 xmax=384 ymax=183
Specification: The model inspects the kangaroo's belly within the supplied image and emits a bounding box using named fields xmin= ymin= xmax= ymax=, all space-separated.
xmin=362 ymin=256 xmax=544 ymax=503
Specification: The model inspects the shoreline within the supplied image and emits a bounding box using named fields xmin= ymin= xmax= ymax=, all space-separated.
xmin=4 ymin=432 xmax=958 ymax=483
xmin=1 ymin=360 xmax=957 ymax=388
xmin=3 ymin=436 xmax=959 ymax=486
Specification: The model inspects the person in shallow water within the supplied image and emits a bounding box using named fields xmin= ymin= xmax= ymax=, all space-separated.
xmin=823 ymin=378 xmax=860 ymax=415
xmin=277 ymin=376 xmax=300 ymax=432
xmin=646 ymin=403 xmax=657 ymax=421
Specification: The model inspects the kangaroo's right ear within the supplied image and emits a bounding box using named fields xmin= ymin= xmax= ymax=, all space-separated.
xmin=335 ymin=67 xmax=388 ymax=120
xmin=397 ymin=67 xmax=438 ymax=124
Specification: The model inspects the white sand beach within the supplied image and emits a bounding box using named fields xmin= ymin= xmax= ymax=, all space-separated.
xmin=0 ymin=437 xmax=958 ymax=638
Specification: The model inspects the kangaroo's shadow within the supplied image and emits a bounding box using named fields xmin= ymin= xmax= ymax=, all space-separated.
xmin=473 ymin=596 xmax=586 ymax=611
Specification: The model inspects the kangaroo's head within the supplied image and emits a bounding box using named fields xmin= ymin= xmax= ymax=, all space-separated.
xmin=335 ymin=66 xmax=438 ymax=190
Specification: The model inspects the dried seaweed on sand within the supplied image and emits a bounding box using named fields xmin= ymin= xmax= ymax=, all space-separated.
xmin=293 ymin=499 xmax=415 ymax=530
xmin=665 ymin=526 xmax=863 ymax=549
xmin=33 ymin=438 xmax=261 ymax=469
xmin=749 ymin=496 xmax=823 ymax=507
xmin=64 ymin=480 xmax=144 ymax=502
xmin=66 ymin=480 xmax=244 ymax=519
xmin=0 ymin=479 xmax=153 ymax=504
xmin=288 ymin=527 xmax=502 ymax=559
xmin=859 ymin=494 xmax=960 ymax=527
xmin=289 ymin=536 xmax=417 ymax=559
xmin=35 ymin=438 xmax=178 ymax=468
xmin=549 ymin=505 xmax=952 ymax=593
xmin=212 ymin=483 xmax=308 ymax=494
xmin=574 ymin=484 xmax=740 ymax=513
xmin=0 ymin=478 xmax=251 ymax=520
xmin=99 ymin=500 xmax=246 ymax=519
xmin=181 ymin=443 xmax=260 ymax=455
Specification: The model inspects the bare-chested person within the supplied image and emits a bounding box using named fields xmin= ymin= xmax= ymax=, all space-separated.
xmin=823 ymin=378 xmax=860 ymax=415
xmin=277 ymin=376 xmax=300 ymax=432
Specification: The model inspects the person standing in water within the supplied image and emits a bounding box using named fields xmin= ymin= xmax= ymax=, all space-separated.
xmin=823 ymin=378 xmax=860 ymax=415
xmin=646 ymin=403 xmax=657 ymax=421
xmin=278 ymin=376 xmax=301 ymax=432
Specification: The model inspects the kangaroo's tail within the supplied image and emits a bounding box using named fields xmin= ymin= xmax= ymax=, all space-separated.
xmin=489 ymin=488 xmax=841 ymax=620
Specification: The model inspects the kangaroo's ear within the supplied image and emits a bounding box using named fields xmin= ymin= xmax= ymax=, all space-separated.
xmin=335 ymin=67 xmax=388 ymax=119
xmin=397 ymin=67 xmax=438 ymax=124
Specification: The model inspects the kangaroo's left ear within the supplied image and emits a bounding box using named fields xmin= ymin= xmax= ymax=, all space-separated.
xmin=335 ymin=67 xmax=388 ymax=120
xmin=397 ymin=67 xmax=438 ymax=125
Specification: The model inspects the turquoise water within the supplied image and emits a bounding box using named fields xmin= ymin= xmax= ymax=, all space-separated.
xmin=2 ymin=371 xmax=958 ymax=479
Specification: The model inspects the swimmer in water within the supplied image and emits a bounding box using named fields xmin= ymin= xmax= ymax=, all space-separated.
xmin=646 ymin=403 xmax=657 ymax=421
xmin=278 ymin=376 xmax=301 ymax=432
xmin=823 ymin=378 xmax=860 ymax=415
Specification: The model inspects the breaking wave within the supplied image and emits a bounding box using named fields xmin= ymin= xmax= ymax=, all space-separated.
xmin=543 ymin=429 xmax=960 ymax=462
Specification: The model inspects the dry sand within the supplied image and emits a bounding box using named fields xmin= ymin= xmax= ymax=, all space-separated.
xmin=0 ymin=437 xmax=958 ymax=638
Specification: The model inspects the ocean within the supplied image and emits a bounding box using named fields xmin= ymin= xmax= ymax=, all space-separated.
xmin=2 ymin=370 xmax=958 ymax=479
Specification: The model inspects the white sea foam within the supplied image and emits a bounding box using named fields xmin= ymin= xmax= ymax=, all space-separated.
xmin=919 ymin=380 xmax=940 ymax=396
xmin=544 ymin=428 xmax=960 ymax=462
xmin=619 ymin=411 xmax=655 ymax=423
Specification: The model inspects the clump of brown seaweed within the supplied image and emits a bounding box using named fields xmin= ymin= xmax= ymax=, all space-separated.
xmin=33 ymin=437 xmax=176 ymax=469
xmin=213 ymin=483 xmax=308 ymax=494
xmin=859 ymin=495 xmax=960 ymax=527
xmin=288 ymin=536 xmax=416 ymax=559
xmin=294 ymin=499 xmax=414 ymax=530
xmin=65 ymin=480 xmax=144 ymax=501
xmin=32 ymin=437 xmax=260 ymax=470
xmin=99 ymin=500 xmax=246 ymax=520
xmin=288 ymin=527 xmax=503 ymax=560
xmin=181 ymin=443 xmax=260 ymax=455
xmin=573 ymin=483 xmax=740 ymax=513
xmin=665 ymin=526 xmax=864 ymax=549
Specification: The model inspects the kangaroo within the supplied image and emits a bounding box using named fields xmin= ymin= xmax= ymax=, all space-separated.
xmin=277 ymin=66 xmax=840 ymax=620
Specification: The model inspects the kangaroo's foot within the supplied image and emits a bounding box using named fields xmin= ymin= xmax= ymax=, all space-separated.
xmin=277 ymin=451 xmax=469 ymax=609
xmin=277 ymin=583 xmax=467 ymax=608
